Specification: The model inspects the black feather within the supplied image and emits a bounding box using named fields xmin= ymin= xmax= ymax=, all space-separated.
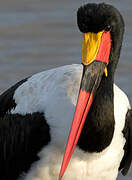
xmin=0 ymin=112 xmax=50 ymax=180
xmin=119 ymin=109 xmax=132 ymax=175
xmin=77 ymin=3 xmax=124 ymax=34
xmin=0 ymin=78 xmax=28 ymax=117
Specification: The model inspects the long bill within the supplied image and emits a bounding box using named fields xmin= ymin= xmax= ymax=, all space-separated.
xmin=59 ymin=31 xmax=111 ymax=180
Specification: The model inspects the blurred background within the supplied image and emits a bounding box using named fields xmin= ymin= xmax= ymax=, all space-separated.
xmin=0 ymin=0 xmax=131 ymax=179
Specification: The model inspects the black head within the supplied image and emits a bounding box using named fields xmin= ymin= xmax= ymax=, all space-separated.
xmin=77 ymin=3 xmax=124 ymax=34
xmin=77 ymin=3 xmax=125 ymax=76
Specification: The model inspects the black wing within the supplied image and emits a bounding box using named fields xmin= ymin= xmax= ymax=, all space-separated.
xmin=0 ymin=78 xmax=27 ymax=118
xmin=0 ymin=79 xmax=51 ymax=180
xmin=119 ymin=109 xmax=132 ymax=175
xmin=0 ymin=112 xmax=50 ymax=180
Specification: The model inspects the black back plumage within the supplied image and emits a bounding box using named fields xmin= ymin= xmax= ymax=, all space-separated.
xmin=0 ymin=112 xmax=50 ymax=180
xmin=119 ymin=109 xmax=132 ymax=175
xmin=0 ymin=78 xmax=27 ymax=117
xmin=0 ymin=79 xmax=51 ymax=180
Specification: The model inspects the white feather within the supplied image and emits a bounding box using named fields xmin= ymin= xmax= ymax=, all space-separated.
xmin=12 ymin=64 xmax=130 ymax=180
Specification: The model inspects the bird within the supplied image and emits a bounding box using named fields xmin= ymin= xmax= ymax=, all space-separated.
xmin=0 ymin=2 xmax=132 ymax=180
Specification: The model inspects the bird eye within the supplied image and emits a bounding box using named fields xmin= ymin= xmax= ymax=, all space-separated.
xmin=105 ymin=25 xmax=111 ymax=32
